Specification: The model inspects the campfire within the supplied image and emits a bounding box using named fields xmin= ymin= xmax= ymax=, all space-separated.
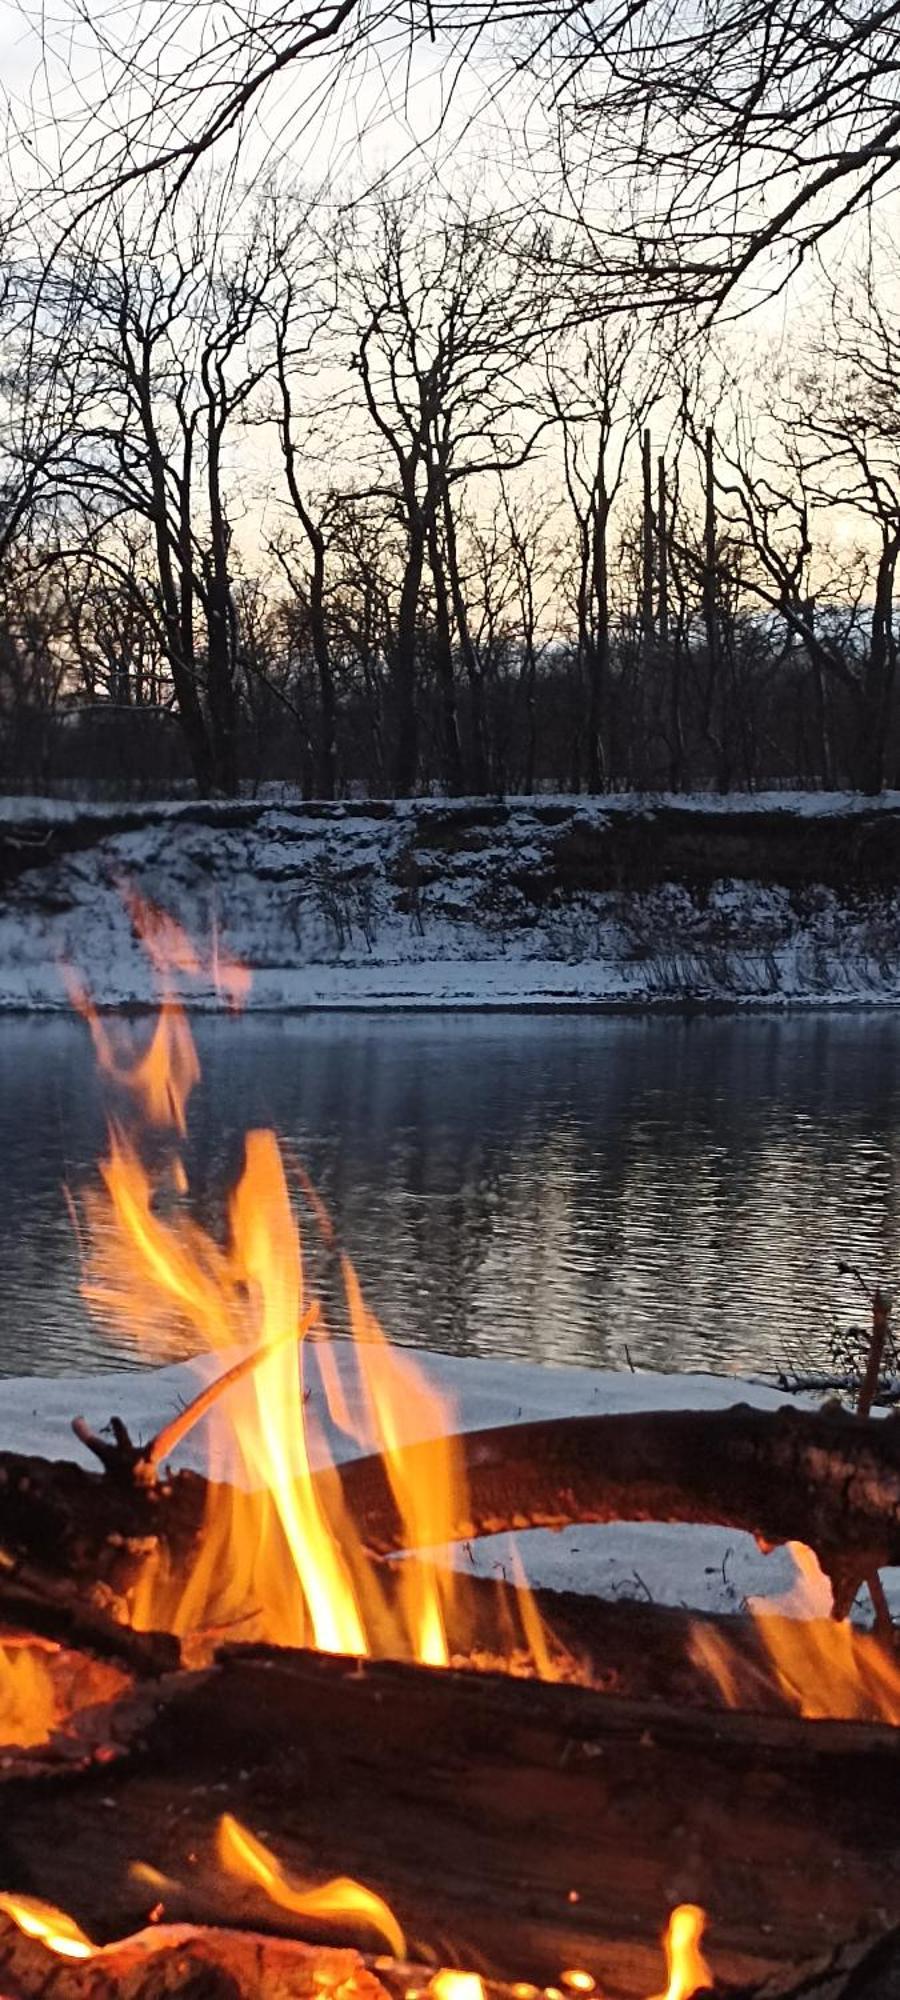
xmin=0 ymin=896 xmax=899 ymax=1997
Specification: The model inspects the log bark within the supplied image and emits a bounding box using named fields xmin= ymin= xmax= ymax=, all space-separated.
xmin=2 ymin=1645 xmax=900 ymax=1998
xmin=1 ymin=1402 xmax=899 ymax=1613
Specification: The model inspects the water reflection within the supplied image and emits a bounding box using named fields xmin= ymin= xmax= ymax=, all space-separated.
xmin=0 ymin=1011 xmax=899 ymax=1378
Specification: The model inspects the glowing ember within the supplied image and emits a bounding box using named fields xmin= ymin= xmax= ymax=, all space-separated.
xmin=0 ymin=1641 xmax=59 ymax=1749
xmin=429 ymin=1975 xmax=486 ymax=2000
xmin=690 ymin=1541 xmax=900 ymax=1723
xmin=217 ymin=1812 xmax=406 ymax=1958
xmin=651 ymin=1906 xmax=711 ymax=2000
xmin=71 ymin=900 xmax=561 ymax=1680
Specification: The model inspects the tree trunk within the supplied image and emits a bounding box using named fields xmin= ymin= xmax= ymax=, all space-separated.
xmin=586 ymin=490 xmax=610 ymax=793
xmin=425 ymin=512 xmax=464 ymax=795
xmin=135 ymin=355 xmax=213 ymax=796
xmin=205 ymin=418 xmax=239 ymax=798
xmin=640 ymin=428 xmax=654 ymax=668
xmin=392 ymin=521 xmax=425 ymax=797
xmin=857 ymin=536 xmax=898 ymax=796
xmin=657 ymin=455 xmax=669 ymax=655
xmin=309 ymin=536 xmax=337 ymax=801
xmin=439 ymin=478 xmax=488 ymax=795
xmin=702 ymin=425 xmax=720 ymax=783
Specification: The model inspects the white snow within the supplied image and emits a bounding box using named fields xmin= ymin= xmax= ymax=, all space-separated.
xmin=2 ymin=792 xmax=900 ymax=1010
xmin=3 ymin=1341 xmax=888 ymax=1621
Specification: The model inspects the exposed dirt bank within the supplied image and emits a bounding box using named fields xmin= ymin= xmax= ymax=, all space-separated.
xmin=2 ymin=792 xmax=900 ymax=1007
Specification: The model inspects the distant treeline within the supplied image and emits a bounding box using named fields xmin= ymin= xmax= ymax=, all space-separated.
xmin=2 ymin=185 xmax=900 ymax=799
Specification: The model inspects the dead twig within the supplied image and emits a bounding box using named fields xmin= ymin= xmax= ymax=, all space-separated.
xmin=853 ymin=1282 xmax=895 ymax=1638
xmin=72 ymin=1303 xmax=320 ymax=1485
xmin=143 ymin=1302 xmax=320 ymax=1472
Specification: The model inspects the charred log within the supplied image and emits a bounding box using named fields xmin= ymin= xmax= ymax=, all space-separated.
xmin=0 ymin=1568 xmax=179 ymax=1679
xmin=1 ymin=1647 xmax=899 ymax=1995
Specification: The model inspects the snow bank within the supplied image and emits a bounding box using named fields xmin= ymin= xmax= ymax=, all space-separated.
xmin=3 ymin=790 xmax=900 ymax=1009
xmin=2 ymin=1340 xmax=886 ymax=1620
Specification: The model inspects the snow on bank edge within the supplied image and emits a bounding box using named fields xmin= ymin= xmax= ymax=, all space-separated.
xmin=0 ymin=1343 xmax=871 ymax=1620
xmin=4 ymin=793 xmax=900 ymax=1009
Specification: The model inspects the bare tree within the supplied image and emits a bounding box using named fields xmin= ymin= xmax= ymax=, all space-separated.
xmin=548 ymin=319 xmax=661 ymax=790
xmin=343 ymin=188 xmax=548 ymax=794
xmin=38 ymin=193 xmax=284 ymax=791
xmin=22 ymin=0 xmax=900 ymax=325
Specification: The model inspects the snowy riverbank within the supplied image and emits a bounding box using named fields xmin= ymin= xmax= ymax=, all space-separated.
xmin=3 ymin=791 xmax=900 ymax=1008
xmin=0 ymin=1341 xmax=878 ymax=1622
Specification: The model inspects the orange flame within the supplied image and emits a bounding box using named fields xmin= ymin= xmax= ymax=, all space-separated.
xmin=71 ymin=904 xmax=560 ymax=1682
xmin=0 ymin=1641 xmax=59 ymax=1749
xmin=651 ymin=1906 xmax=711 ymax=2000
xmin=64 ymin=975 xmax=200 ymax=1137
xmin=690 ymin=1542 xmax=900 ymax=1723
xmin=217 ymin=1813 xmax=406 ymax=1958
xmin=121 ymin=889 xmax=203 ymax=980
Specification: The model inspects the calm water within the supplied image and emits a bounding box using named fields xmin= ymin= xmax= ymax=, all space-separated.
xmin=2 ymin=1011 xmax=900 ymax=1380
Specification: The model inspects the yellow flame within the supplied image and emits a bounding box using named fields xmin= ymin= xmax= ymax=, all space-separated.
xmin=217 ymin=1813 xmax=406 ymax=1958
xmin=429 ymin=1976 xmax=486 ymax=2000
xmin=0 ymin=1893 xmax=94 ymax=1959
xmin=64 ymin=974 xmax=200 ymax=1138
xmin=651 ymin=1906 xmax=711 ymax=2000
xmin=340 ymin=1257 xmax=455 ymax=1668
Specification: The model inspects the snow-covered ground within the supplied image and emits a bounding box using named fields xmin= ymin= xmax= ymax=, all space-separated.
xmin=2 ymin=791 xmax=900 ymax=1008
xmin=0 ymin=1341 xmax=872 ymax=1621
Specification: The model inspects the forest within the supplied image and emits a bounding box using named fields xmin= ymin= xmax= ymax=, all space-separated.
xmin=2 ymin=0 xmax=900 ymax=799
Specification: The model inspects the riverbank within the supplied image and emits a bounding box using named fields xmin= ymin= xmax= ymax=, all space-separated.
xmin=3 ymin=790 xmax=900 ymax=1007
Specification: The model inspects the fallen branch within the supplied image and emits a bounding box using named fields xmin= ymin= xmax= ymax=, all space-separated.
xmin=336 ymin=1402 xmax=900 ymax=1607
xmin=2 ymin=1403 xmax=900 ymax=1614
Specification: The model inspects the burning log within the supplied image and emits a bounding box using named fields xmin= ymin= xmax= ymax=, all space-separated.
xmin=0 ymin=1399 xmax=897 ymax=1617
xmin=0 ymin=1564 xmax=179 ymax=1679
xmin=2 ymin=1645 xmax=900 ymax=1993
xmin=2 ymin=1906 xmax=900 ymax=2000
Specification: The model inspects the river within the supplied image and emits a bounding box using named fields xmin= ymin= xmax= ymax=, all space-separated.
xmin=1 ymin=1010 xmax=898 ymax=1379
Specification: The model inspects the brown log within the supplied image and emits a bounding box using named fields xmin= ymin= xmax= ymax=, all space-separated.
xmin=2 ymin=1645 xmax=900 ymax=1997
xmin=337 ymin=1404 xmax=900 ymax=1600
xmin=1 ymin=1402 xmax=899 ymax=1613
